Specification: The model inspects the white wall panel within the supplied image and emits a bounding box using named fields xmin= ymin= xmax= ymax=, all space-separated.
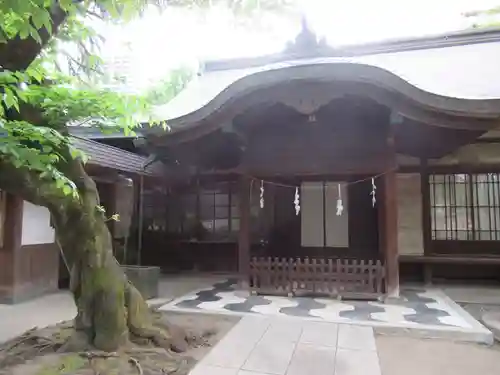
xmin=301 ymin=182 xmax=324 ymax=247
xmin=21 ymin=201 xmax=55 ymax=245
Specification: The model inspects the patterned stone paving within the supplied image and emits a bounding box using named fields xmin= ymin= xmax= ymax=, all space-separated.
xmin=159 ymin=278 xmax=474 ymax=329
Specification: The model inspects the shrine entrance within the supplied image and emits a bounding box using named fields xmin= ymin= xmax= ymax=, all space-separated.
xmin=141 ymin=27 xmax=500 ymax=300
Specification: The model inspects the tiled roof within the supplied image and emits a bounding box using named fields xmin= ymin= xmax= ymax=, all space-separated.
xmin=153 ymin=35 xmax=500 ymax=128
xmin=71 ymin=136 xmax=163 ymax=176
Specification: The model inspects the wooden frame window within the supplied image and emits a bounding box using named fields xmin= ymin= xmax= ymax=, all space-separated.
xmin=430 ymin=173 xmax=500 ymax=241
xmin=167 ymin=181 xmax=240 ymax=241
xmin=198 ymin=182 xmax=239 ymax=238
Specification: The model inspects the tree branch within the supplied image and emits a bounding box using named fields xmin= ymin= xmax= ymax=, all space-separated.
xmin=0 ymin=158 xmax=65 ymax=209
xmin=0 ymin=4 xmax=68 ymax=71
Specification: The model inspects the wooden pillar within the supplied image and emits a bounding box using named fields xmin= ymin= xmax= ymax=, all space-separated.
xmin=238 ymin=175 xmax=251 ymax=289
xmin=420 ymin=159 xmax=433 ymax=285
xmin=381 ymin=169 xmax=400 ymax=298
xmin=420 ymin=159 xmax=432 ymax=255
xmin=0 ymin=194 xmax=24 ymax=304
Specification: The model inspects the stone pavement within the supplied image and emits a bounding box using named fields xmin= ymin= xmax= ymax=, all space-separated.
xmin=190 ymin=315 xmax=381 ymax=375
xmin=161 ymin=279 xmax=493 ymax=344
xmin=0 ymin=292 xmax=76 ymax=342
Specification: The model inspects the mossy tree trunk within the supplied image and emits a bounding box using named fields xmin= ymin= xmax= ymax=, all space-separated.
xmin=0 ymin=152 xmax=183 ymax=352
xmin=0 ymin=0 xmax=188 ymax=354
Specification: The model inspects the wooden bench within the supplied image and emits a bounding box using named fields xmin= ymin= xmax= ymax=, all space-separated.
xmin=399 ymin=255 xmax=500 ymax=284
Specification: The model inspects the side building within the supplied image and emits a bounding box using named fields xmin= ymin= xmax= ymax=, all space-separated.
xmin=0 ymin=136 xmax=163 ymax=304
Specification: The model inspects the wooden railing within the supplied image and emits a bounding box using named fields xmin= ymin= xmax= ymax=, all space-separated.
xmin=249 ymin=257 xmax=385 ymax=299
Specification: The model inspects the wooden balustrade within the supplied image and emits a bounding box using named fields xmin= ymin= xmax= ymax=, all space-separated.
xmin=249 ymin=257 xmax=385 ymax=299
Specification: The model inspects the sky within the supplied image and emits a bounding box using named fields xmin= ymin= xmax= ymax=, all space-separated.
xmin=98 ymin=0 xmax=500 ymax=91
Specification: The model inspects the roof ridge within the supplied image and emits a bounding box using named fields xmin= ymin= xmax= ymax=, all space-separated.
xmin=203 ymin=27 xmax=500 ymax=72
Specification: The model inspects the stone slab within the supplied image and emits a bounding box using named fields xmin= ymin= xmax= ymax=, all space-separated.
xmin=334 ymin=348 xmax=381 ymax=375
xmin=338 ymin=324 xmax=376 ymax=351
xmin=286 ymin=344 xmax=336 ymax=375
xmin=239 ymin=371 xmax=274 ymax=375
xmin=190 ymin=365 xmax=239 ymax=375
xmin=261 ymin=319 xmax=303 ymax=343
xmin=242 ymin=337 xmax=296 ymax=374
xmin=201 ymin=316 xmax=269 ymax=369
xmin=300 ymin=321 xmax=339 ymax=347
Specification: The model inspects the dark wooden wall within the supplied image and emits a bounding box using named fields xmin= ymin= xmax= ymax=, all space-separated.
xmin=260 ymin=178 xmax=379 ymax=259
xmin=141 ymin=176 xmax=381 ymax=273
xmin=240 ymin=100 xmax=392 ymax=175
xmin=0 ymin=195 xmax=59 ymax=304
xmin=16 ymin=243 xmax=59 ymax=300
xmin=140 ymin=98 xmax=395 ymax=273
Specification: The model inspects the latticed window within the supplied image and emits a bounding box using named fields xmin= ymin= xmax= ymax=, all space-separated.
xmin=198 ymin=183 xmax=240 ymax=237
xmin=143 ymin=187 xmax=168 ymax=231
xmin=166 ymin=181 xmax=240 ymax=241
xmin=430 ymin=173 xmax=500 ymax=240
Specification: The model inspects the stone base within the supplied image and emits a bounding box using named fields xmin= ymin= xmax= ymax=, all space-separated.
xmin=481 ymin=312 xmax=500 ymax=342
xmin=122 ymin=265 xmax=160 ymax=300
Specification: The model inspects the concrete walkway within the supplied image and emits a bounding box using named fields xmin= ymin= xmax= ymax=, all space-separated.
xmin=0 ymin=275 xmax=224 ymax=343
xmin=0 ymin=292 xmax=76 ymax=342
xmin=190 ymin=315 xmax=380 ymax=375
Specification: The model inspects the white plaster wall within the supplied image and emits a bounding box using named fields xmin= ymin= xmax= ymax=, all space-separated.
xmin=301 ymin=181 xmax=349 ymax=248
xmin=396 ymin=153 xmax=420 ymax=167
xmin=397 ymin=174 xmax=424 ymax=255
xmin=431 ymin=143 xmax=500 ymax=166
xmin=21 ymin=201 xmax=55 ymax=245
xmin=301 ymin=182 xmax=324 ymax=247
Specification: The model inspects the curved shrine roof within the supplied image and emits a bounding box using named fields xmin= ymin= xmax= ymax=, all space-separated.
xmin=153 ymin=28 xmax=500 ymax=134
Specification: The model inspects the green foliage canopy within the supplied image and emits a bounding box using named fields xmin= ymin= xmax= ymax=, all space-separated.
xmin=0 ymin=0 xmax=291 ymax=197
xmin=144 ymin=66 xmax=194 ymax=105
xmin=0 ymin=1 xmax=161 ymax=195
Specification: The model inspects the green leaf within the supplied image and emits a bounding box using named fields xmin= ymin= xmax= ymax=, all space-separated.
xmin=58 ymin=0 xmax=76 ymax=12
xmin=62 ymin=184 xmax=73 ymax=196
xmin=26 ymin=68 xmax=43 ymax=83
xmin=0 ymin=71 xmax=19 ymax=84
xmin=3 ymin=87 xmax=19 ymax=111
xmin=18 ymin=23 xmax=30 ymax=39
xmin=29 ymin=25 xmax=42 ymax=44
xmin=31 ymin=9 xmax=45 ymax=30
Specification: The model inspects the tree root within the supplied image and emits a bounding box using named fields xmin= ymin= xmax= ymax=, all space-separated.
xmin=0 ymin=324 xmax=192 ymax=375
xmin=0 ymin=325 xmax=66 ymax=368
xmin=79 ymin=351 xmax=119 ymax=359
xmin=125 ymin=283 xmax=190 ymax=353
xmin=128 ymin=356 xmax=143 ymax=375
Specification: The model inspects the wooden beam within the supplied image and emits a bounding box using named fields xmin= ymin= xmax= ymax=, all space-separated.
xmin=473 ymin=138 xmax=500 ymax=143
xmin=238 ymin=175 xmax=251 ymax=289
xmin=382 ymin=168 xmax=400 ymax=298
